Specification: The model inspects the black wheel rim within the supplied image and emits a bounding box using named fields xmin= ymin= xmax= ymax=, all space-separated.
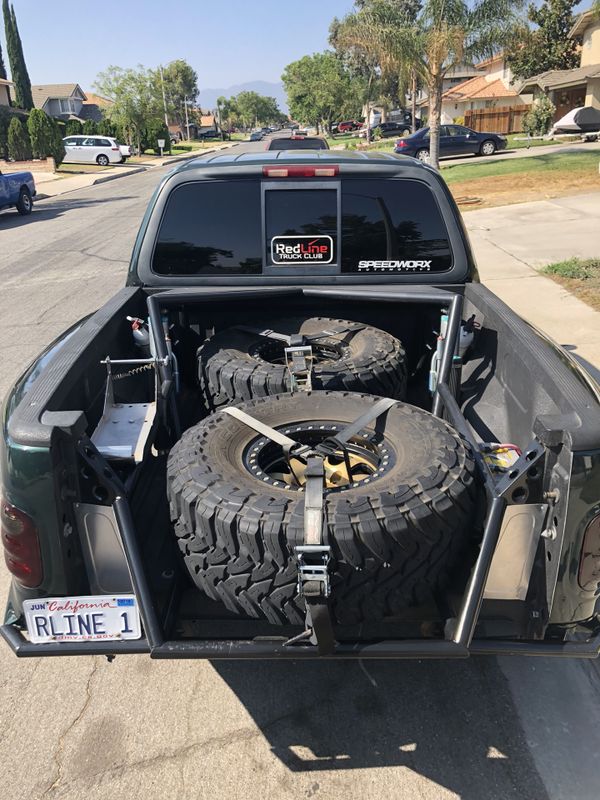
xmin=242 ymin=421 xmax=393 ymax=492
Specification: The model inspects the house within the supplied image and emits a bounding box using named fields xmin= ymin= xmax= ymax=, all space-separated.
xmin=80 ymin=92 xmax=113 ymax=123
xmin=419 ymin=53 xmax=531 ymax=124
xmin=518 ymin=9 xmax=600 ymax=120
xmin=30 ymin=83 xmax=87 ymax=120
xmin=0 ymin=77 xmax=12 ymax=106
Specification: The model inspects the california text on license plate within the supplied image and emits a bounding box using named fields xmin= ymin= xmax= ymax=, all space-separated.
xmin=23 ymin=595 xmax=141 ymax=643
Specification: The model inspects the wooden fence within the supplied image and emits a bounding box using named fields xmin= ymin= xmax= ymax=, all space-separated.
xmin=464 ymin=105 xmax=531 ymax=134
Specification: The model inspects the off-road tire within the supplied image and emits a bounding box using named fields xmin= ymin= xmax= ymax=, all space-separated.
xmin=197 ymin=317 xmax=407 ymax=411
xmin=168 ymin=391 xmax=479 ymax=626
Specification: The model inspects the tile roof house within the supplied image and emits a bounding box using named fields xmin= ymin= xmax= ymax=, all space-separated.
xmin=419 ymin=53 xmax=531 ymax=124
xmin=80 ymin=92 xmax=114 ymax=123
xmin=518 ymin=10 xmax=600 ymax=121
xmin=0 ymin=77 xmax=13 ymax=107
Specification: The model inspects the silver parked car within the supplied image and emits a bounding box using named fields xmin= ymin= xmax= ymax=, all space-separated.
xmin=62 ymin=135 xmax=124 ymax=166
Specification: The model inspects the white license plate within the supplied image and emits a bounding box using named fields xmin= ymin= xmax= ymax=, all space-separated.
xmin=23 ymin=595 xmax=141 ymax=643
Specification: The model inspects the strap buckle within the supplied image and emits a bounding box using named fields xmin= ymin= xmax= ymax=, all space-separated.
xmin=284 ymin=343 xmax=313 ymax=392
xmin=295 ymin=545 xmax=332 ymax=598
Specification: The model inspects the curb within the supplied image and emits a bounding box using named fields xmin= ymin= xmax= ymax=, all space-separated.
xmin=93 ymin=167 xmax=147 ymax=185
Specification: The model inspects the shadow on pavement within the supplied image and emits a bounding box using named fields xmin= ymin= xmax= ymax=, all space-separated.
xmin=0 ymin=196 xmax=138 ymax=229
xmin=213 ymin=657 xmax=550 ymax=800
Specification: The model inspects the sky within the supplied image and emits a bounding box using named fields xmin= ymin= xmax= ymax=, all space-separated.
xmin=2 ymin=0 xmax=355 ymax=93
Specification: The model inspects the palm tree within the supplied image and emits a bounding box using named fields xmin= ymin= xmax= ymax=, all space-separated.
xmin=336 ymin=0 xmax=523 ymax=168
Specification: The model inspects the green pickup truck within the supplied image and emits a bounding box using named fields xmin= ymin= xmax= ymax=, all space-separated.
xmin=2 ymin=151 xmax=599 ymax=660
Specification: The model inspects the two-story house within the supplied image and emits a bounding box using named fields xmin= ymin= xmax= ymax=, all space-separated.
xmin=30 ymin=83 xmax=87 ymax=119
xmin=518 ymin=9 xmax=600 ymax=120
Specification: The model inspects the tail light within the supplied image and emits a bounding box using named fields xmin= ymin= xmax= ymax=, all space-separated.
xmin=1 ymin=499 xmax=43 ymax=587
xmin=578 ymin=512 xmax=600 ymax=591
xmin=262 ymin=165 xmax=339 ymax=178
xmin=396 ymin=139 xmax=408 ymax=148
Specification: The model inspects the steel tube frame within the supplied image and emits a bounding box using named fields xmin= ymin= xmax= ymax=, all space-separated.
xmin=4 ymin=286 xmax=597 ymax=660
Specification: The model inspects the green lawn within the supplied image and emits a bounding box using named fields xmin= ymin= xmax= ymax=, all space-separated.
xmin=442 ymin=151 xmax=600 ymax=184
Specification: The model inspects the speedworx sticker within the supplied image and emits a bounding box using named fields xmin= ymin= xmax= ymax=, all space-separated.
xmin=358 ymin=260 xmax=432 ymax=271
xmin=271 ymin=235 xmax=334 ymax=264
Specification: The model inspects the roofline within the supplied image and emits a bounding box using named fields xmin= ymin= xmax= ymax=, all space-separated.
xmin=569 ymin=10 xmax=596 ymax=38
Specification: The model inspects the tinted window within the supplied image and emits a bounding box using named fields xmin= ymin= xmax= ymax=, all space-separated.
xmin=265 ymin=189 xmax=337 ymax=265
xmin=153 ymin=181 xmax=262 ymax=275
xmin=341 ymin=179 xmax=452 ymax=273
xmin=268 ymin=138 xmax=328 ymax=150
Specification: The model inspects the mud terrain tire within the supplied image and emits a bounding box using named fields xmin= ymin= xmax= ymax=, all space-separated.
xmin=197 ymin=317 xmax=407 ymax=410
xmin=168 ymin=392 xmax=479 ymax=625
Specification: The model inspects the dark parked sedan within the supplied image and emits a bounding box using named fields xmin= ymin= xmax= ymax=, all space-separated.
xmin=394 ymin=125 xmax=507 ymax=160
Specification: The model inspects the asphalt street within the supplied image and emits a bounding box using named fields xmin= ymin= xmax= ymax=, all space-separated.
xmin=0 ymin=142 xmax=599 ymax=800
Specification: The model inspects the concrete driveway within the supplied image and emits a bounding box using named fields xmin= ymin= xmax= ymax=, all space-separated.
xmin=0 ymin=156 xmax=599 ymax=800
xmin=464 ymin=191 xmax=600 ymax=380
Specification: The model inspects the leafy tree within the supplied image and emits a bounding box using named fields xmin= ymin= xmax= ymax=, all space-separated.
xmin=334 ymin=0 xmax=522 ymax=168
xmin=27 ymin=108 xmax=53 ymax=158
xmin=157 ymin=59 xmax=198 ymax=134
xmin=2 ymin=0 xmax=33 ymax=109
xmin=507 ymin=0 xmax=579 ymax=80
xmin=95 ymin=65 xmax=164 ymax=155
xmin=522 ymin=95 xmax=555 ymax=135
xmin=282 ymin=52 xmax=359 ymax=131
xmin=7 ymin=115 xmax=31 ymax=160
xmin=82 ymin=119 xmax=98 ymax=135
xmin=65 ymin=119 xmax=83 ymax=136
xmin=233 ymin=91 xmax=283 ymax=128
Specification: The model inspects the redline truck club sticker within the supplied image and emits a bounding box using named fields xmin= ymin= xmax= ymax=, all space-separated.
xmin=358 ymin=260 xmax=432 ymax=272
xmin=271 ymin=235 xmax=334 ymax=265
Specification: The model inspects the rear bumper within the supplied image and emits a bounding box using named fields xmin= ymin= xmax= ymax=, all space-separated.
xmin=3 ymin=622 xmax=599 ymax=659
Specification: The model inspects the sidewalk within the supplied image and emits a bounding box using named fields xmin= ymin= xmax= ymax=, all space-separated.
xmin=464 ymin=191 xmax=600 ymax=379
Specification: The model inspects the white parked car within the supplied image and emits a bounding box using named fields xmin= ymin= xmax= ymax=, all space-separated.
xmin=62 ymin=135 xmax=124 ymax=166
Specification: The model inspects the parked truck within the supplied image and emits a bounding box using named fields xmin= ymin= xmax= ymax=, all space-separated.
xmin=2 ymin=151 xmax=599 ymax=660
xmin=0 ymin=168 xmax=35 ymax=216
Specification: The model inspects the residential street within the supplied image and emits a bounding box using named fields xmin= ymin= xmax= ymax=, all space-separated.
xmin=1 ymin=153 xmax=600 ymax=800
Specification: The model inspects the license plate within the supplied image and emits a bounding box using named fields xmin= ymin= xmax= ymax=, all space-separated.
xmin=23 ymin=595 xmax=141 ymax=643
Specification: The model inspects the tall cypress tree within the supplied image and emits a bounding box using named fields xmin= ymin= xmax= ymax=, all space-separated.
xmin=0 ymin=39 xmax=7 ymax=81
xmin=2 ymin=0 xmax=33 ymax=109
xmin=10 ymin=4 xmax=32 ymax=108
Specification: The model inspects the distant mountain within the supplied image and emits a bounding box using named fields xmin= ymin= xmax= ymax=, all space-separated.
xmin=199 ymin=81 xmax=288 ymax=115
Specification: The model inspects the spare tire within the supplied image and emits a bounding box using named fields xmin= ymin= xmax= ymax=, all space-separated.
xmin=168 ymin=391 xmax=479 ymax=626
xmin=197 ymin=317 xmax=407 ymax=410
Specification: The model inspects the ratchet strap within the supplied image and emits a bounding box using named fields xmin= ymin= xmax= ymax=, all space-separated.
xmin=296 ymin=457 xmax=336 ymax=656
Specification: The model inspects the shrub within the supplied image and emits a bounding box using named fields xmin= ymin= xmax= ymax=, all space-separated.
xmin=27 ymin=108 xmax=53 ymax=159
xmin=82 ymin=119 xmax=98 ymax=135
xmin=47 ymin=117 xmax=66 ymax=166
xmin=142 ymin=122 xmax=171 ymax=154
xmin=97 ymin=117 xmax=118 ymax=138
xmin=0 ymin=111 xmax=8 ymax=160
xmin=7 ymin=116 xmax=32 ymax=160
xmin=65 ymin=119 xmax=83 ymax=136
xmin=523 ymin=96 xmax=555 ymax=136
xmin=372 ymin=126 xmax=383 ymax=140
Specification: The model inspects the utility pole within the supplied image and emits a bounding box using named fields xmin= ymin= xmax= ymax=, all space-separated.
xmin=159 ymin=65 xmax=169 ymax=129
xmin=184 ymin=95 xmax=190 ymax=141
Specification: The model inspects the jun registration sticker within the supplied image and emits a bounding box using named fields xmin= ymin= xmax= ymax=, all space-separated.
xmin=271 ymin=235 xmax=334 ymax=265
